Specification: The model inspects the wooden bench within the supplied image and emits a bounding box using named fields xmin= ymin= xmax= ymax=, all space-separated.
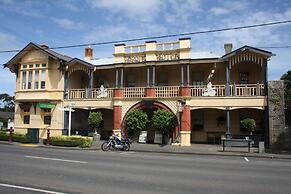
xmin=221 ymin=138 xmax=253 ymax=152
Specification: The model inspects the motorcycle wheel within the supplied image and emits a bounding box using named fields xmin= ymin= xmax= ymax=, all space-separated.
xmin=101 ymin=141 xmax=111 ymax=151
xmin=124 ymin=143 xmax=130 ymax=151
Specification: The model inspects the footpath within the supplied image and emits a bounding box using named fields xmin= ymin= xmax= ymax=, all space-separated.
xmin=1 ymin=140 xmax=291 ymax=160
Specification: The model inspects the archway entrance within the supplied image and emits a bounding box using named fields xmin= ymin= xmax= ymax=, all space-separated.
xmin=122 ymin=100 xmax=178 ymax=144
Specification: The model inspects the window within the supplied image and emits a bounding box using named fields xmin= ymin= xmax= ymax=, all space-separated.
xmin=126 ymin=74 xmax=135 ymax=87
xmin=34 ymin=70 xmax=39 ymax=89
xmin=41 ymin=63 xmax=46 ymax=67
xmin=23 ymin=115 xmax=30 ymax=124
xmin=22 ymin=71 xmax=27 ymax=89
xmin=43 ymin=108 xmax=51 ymax=113
xmin=239 ymin=72 xmax=249 ymax=84
xmin=44 ymin=115 xmax=51 ymax=125
xmin=22 ymin=65 xmax=27 ymax=69
xmin=35 ymin=64 xmax=40 ymax=68
xmin=27 ymin=71 xmax=33 ymax=89
xmin=29 ymin=64 xmax=33 ymax=68
xmin=192 ymin=110 xmax=204 ymax=130
xmin=41 ymin=70 xmax=46 ymax=89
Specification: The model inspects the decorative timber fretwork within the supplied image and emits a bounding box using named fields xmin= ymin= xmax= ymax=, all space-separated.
xmin=228 ymin=51 xmax=265 ymax=67
xmin=68 ymin=64 xmax=91 ymax=77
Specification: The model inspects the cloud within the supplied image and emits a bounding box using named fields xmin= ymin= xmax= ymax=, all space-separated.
xmin=0 ymin=32 xmax=15 ymax=42
xmin=209 ymin=1 xmax=248 ymax=15
xmin=51 ymin=18 xmax=84 ymax=30
xmin=87 ymin=0 xmax=163 ymax=22
xmin=0 ymin=0 xmax=44 ymax=17
xmin=209 ymin=7 xmax=229 ymax=15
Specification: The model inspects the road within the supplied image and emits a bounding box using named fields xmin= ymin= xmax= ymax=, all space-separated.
xmin=0 ymin=144 xmax=291 ymax=194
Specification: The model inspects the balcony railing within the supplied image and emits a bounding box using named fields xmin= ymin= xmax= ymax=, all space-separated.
xmin=156 ymin=86 xmax=180 ymax=98
xmin=66 ymin=84 xmax=265 ymax=99
xmin=123 ymin=87 xmax=145 ymax=98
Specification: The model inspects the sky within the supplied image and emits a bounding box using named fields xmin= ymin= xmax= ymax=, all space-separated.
xmin=0 ymin=0 xmax=291 ymax=95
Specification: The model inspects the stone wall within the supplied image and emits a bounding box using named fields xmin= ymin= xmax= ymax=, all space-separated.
xmin=268 ymin=80 xmax=286 ymax=149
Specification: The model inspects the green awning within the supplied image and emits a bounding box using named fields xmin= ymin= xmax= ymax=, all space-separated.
xmin=38 ymin=102 xmax=56 ymax=109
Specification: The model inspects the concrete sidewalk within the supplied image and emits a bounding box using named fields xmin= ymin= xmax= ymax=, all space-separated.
xmin=1 ymin=140 xmax=291 ymax=159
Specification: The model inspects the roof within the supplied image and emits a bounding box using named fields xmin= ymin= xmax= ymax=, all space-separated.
xmin=190 ymin=51 xmax=220 ymax=60
xmin=84 ymin=58 xmax=114 ymax=66
xmin=66 ymin=58 xmax=94 ymax=68
xmin=221 ymin=45 xmax=274 ymax=60
xmin=4 ymin=42 xmax=72 ymax=72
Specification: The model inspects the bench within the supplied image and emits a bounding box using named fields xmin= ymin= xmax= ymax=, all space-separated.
xmin=221 ymin=138 xmax=253 ymax=152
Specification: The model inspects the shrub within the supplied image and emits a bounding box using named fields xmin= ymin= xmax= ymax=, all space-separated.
xmin=151 ymin=109 xmax=176 ymax=136
xmin=240 ymin=118 xmax=256 ymax=133
xmin=0 ymin=131 xmax=30 ymax=143
xmin=50 ymin=136 xmax=93 ymax=148
xmin=88 ymin=112 xmax=103 ymax=133
xmin=125 ymin=109 xmax=148 ymax=138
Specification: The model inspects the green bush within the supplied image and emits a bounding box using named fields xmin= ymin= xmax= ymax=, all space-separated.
xmin=240 ymin=118 xmax=256 ymax=133
xmin=0 ymin=131 xmax=30 ymax=143
xmin=50 ymin=136 xmax=93 ymax=148
xmin=125 ymin=109 xmax=148 ymax=138
xmin=151 ymin=109 xmax=176 ymax=136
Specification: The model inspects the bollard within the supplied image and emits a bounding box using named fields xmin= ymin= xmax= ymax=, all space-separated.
xmin=9 ymin=127 xmax=13 ymax=143
xmin=47 ymin=129 xmax=50 ymax=146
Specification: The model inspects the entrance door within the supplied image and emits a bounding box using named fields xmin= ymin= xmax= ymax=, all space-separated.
xmin=27 ymin=128 xmax=39 ymax=143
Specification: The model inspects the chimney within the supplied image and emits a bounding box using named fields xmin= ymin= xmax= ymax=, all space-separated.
xmin=224 ymin=43 xmax=233 ymax=54
xmin=85 ymin=47 xmax=93 ymax=60
xmin=40 ymin=44 xmax=49 ymax=49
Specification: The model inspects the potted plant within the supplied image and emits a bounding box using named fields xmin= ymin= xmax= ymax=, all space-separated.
xmin=240 ymin=118 xmax=256 ymax=135
xmin=88 ymin=112 xmax=103 ymax=139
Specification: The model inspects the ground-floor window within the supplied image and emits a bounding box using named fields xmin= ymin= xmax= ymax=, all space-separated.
xmin=23 ymin=115 xmax=30 ymax=124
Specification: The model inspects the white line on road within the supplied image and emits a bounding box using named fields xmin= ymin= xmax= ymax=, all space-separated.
xmin=25 ymin=156 xmax=88 ymax=164
xmin=120 ymin=151 xmax=136 ymax=155
xmin=0 ymin=183 xmax=68 ymax=194
xmin=244 ymin=157 xmax=249 ymax=162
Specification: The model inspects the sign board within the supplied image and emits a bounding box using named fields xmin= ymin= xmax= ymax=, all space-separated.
xmin=138 ymin=131 xmax=147 ymax=143
xmin=38 ymin=102 xmax=56 ymax=109
xmin=154 ymin=131 xmax=163 ymax=144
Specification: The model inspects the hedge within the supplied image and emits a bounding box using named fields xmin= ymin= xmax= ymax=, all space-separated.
xmin=50 ymin=136 xmax=93 ymax=148
xmin=0 ymin=131 xmax=30 ymax=143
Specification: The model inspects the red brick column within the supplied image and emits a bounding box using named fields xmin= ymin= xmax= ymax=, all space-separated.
xmin=145 ymin=87 xmax=156 ymax=97
xmin=181 ymin=105 xmax=191 ymax=131
xmin=180 ymin=87 xmax=191 ymax=97
xmin=113 ymin=106 xmax=122 ymax=130
xmin=114 ymin=88 xmax=123 ymax=98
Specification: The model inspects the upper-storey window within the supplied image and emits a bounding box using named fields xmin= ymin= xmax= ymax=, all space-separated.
xmin=20 ymin=63 xmax=46 ymax=90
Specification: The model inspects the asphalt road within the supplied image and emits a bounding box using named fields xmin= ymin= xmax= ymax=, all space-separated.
xmin=0 ymin=144 xmax=291 ymax=194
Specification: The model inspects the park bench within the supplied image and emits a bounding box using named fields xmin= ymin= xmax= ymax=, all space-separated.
xmin=221 ymin=138 xmax=253 ymax=152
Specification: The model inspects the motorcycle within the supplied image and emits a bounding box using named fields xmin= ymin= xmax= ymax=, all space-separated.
xmin=101 ymin=134 xmax=132 ymax=151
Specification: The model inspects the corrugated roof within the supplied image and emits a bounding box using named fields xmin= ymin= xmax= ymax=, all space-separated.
xmin=83 ymin=58 xmax=114 ymax=66
xmin=190 ymin=51 xmax=221 ymax=59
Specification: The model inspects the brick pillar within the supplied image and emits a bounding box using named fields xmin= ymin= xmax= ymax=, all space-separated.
xmin=180 ymin=105 xmax=191 ymax=146
xmin=180 ymin=87 xmax=190 ymax=97
xmin=113 ymin=88 xmax=123 ymax=137
xmin=145 ymin=87 xmax=156 ymax=97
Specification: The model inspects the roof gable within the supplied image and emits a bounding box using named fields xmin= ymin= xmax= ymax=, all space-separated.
xmin=221 ymin=45 xmax=274 ymax=60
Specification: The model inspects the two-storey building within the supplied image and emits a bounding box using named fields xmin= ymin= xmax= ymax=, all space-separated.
xmin=4 ymin=38 xmax=273 ymax=146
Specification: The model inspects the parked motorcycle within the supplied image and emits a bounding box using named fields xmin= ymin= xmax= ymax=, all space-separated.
xmin=101 ymin=134 xmax=132 ymax=151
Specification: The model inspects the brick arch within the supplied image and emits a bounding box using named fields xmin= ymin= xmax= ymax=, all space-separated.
xmin=121 ymin=100 xmax=179 ymax=139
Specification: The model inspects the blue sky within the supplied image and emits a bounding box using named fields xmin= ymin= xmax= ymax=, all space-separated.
xmin=1 ymin=0 xmax=291 ymax=95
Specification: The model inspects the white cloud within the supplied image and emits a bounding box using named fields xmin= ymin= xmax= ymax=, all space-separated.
xmin=209 ymin=7 xmax=229 ymax=15
xmin=87 ymin=0 xmax=163 ymax=22
xmin=209 ymin=1 xmax=248 ymax=15
xmin=0 ymin=32 xmax=15 ymax=42
xmin=51 ymin=18 xmax=84 ymax=30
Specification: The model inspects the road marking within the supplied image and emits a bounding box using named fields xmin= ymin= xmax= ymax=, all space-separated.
xmin=244 ymin=157 xmax=249 ymax=162
xmin=0 ymin=183 xmax=68 ymax=194
xmin=120 ymin=151 xmax=136 ymax=155
xmin=20 ymin=144 xmax=39 ymax=147
xmin=25 ymin=156 xmax=88 ymax=164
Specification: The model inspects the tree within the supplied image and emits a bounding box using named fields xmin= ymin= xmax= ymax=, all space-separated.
xmin=281 ymin=70 xmax=291 ymax=106
xmin=151 ymin=109 xmax=176 ymax=143
xmin=0 ymin=93 xmax=14 ymax=112
xmin=88 ymin=112 xmax=103 ymax=134
xmin=125 ymin=109 xmax=148 ymax=138
xmin=240 ymin=118 xmax=256 ymax=134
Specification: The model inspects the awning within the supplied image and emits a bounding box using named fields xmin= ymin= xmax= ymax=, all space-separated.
xmin=38 ymin=102 xmax=56 ymax=109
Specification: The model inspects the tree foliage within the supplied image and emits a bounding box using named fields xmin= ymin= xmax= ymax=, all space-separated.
xmin=240 ymin=118 xmax=256 ymax=132
xmin=151 ymin=109 xmax=176 ymax=135
xmin=88 ymin=112 xmax=103 ymax=133
xmin=281 ymin=70 xmax=291 ymax=105
xmin=0 ymin=93 xmax=14 ymax=112
xmin=125 ymin=109 xmax=148 ymax=137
